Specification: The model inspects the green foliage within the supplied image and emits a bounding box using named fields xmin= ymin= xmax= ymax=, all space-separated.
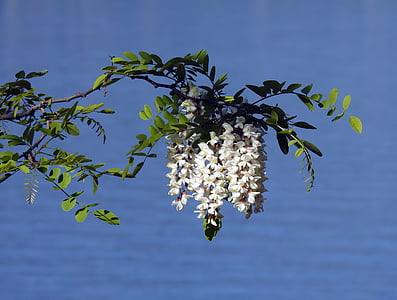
xmin=0 ymin=50 xmax=362 ymax=240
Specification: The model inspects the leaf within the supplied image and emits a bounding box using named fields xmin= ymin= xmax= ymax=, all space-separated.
xmin=131 ymin=162 xmax=144 ymax=177
xmin=203 ymin=214 xmax=222 ymax=241
xmin=58 ymin=172 xmax=71 ymax=189
xmin=92 ymin=74 xmax=107 ymax=89
xmin=286 ymin=83 xmax=302 ymax=92
xmin=342 ymin=95 xmax=351 ymax=110
xmin=301 ymin=84 xmax=313 ymax=95
xmin=328 ymin=88 xmax=338 ymax=105
xmin=209 ymin=66 xmax=216 ymax=81
xmin=148 ymin=125 xmax=159 ymax=135
xmin=349 ymin=116 xmax=362 ymax=133
xmin=123 ymin=51 xmax=138 ymax=61
xmin=65 ymin=123 xmax=80 ymax=136
xmin=143 ymin=105 xmax=152 ymax=118
xmin=276 ymin=133 xmax=289 ymax=154
xmin=139 ymin=110 xmax=149 ymax=120
xmin=62 ymin=197 xmax=76 ymax=211
xmin=75 ymin=207 xmax=89 ymax=223
xmin=246 ymin=85 xmax=267 ymax=97
xmin=48 ymin=168 xmax=61 ymax=181
xmin=297 ymin=94 xmax=314 ymax=111
xmin=93 ymin=209 xmax=120 ymax=225
xmin=26 ymin=70 xmax=48 ymax=78
xmin=331 ymin=112 xmax=345 ymax=122
xmin=294 ymin=148 xmax=304 ymax=158
xmin=15 ymin=70 xmax=26 ymax=79
xmin=18 ymin=165 xmax=30 ymax=174
xmin=302 ymin=140 xmax=323 ymax=157
xmin=139 ymin=51 xmax=153 ymax=63
xmin=99 ymin=109 xmax=115 ymax=114
xmin=292 ymin=121 xmax=317 ymax=129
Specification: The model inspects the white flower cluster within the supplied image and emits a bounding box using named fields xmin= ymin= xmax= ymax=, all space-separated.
xmin=166 ymin=99 xmax=268 ymax=220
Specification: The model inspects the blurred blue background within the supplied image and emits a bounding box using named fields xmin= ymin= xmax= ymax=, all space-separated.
xmin=1 ymin=0 xmax=396 ymax=299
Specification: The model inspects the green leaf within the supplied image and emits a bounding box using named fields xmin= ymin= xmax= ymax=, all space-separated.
xmin=342 ymin=95 xmax=351 ymax=110
xmin=136 ymin=134 xmax=147 ymax=141
xmin=92 ymin=74 xmax=107 ymax=89
xmin=143 ymin=105 xmax=152 ymax=118
xmin=294 ymin=148 xmax=304 ymax=158
xmin=26 ymin=70 xmax=48 ymax=78
xmin=148 ymin=125 xmax=159 ymax=135
xmin=326 ymin=106 xmax=336 ymax=116
xmin=292 ymin=121 xmax=317 ymax=129
xmin=65 ymin=123 xmax=80 ymax=136
xmin=15 ymin=70 xmax=26 ymax=79
xmin=286 ymin=83 xmax=302 ymax=92
xmin=62 ymin=197 xmax=76 ymax=211
xmin=209 ymin=66 xmax=216 ymax=81
xmin=139 ymin=110 xmax=149 ymax=120
xmin=18 ymin=165 xmax=30 ymax=174
xmin=246 ymin=85 xmax=267 ymax=97
xmin=48 ymin=168 xmax=61 ymax=181
xmin=301 ymin=84 xmax=313 ymax=95
xmin=58 ymin=172 xmax=71 ymax=189
xmin=349 ymin=116 xmax=362 ymax=133
xmin=203 ymin=214 xmax=222 ymax=241
xmin=328 ymin=88 xmax=338 ymax=105
xmin=297 ymin=94 xmax=314 ymax=111
xmin=93 ymin=209 xmax=120 ymax=225
xmin=123 ymin=51 xmax=139 ymax=61
xmin=154 ymin=116 xmax=165 ymax=129
xmin=276 ymin=133 xmax=289 ymax=154
xmin=75 ymin=207 xmax=89 ymax=223
xmin=331 ymin=112 xmax=345 ymax=122
xmin=131 ymin=162 xmax=144 ymax=177
xmin=99 ymin=109 xmax=115 ymax=114
xmin=302 ymin=140 xmax=323 ymax=157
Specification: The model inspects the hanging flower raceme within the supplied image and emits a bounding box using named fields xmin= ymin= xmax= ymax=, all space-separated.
xmin=166 ymin=95 xmax=268 ymax=240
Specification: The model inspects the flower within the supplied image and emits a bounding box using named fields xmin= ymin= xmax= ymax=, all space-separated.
xmin=165 ymin=98 xmax=268 ymax=220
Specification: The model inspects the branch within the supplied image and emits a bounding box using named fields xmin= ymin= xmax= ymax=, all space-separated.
xmin=0 ymin=86 xmax=102 ymax=121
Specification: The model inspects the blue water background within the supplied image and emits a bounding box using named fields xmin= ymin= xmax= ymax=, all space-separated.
xmin=1 ymin=1 xmax=396 ymax=299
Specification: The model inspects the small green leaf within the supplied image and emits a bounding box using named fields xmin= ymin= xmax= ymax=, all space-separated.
xmin=65 ymin=123 xmax=80 ymax=136
xmin=92 ymin=74 xmax=107 ymax=89
xmin=58 ymin=172 xmax=71 ymax=189
xmin=48 ymin=168 xmax=61 ymax=181
xmin=349 ymin=116 xmax=362 ymax=133
xmin=62 ymin=197 xmax=76 ymax=211
xmin=136 ymin=134 xmax=147 ymax=141
xmin=15 ymin=70 xmax=26 ymax=79
xmin=123 ymin=51 xmax=139 ymax=61
xmin=246 ymin=85 xmax=267 ymax=97
xmin=139 ymin=110 xmax=149 ymax=120
xmin=18 ymin=165 xmax=30 ymax=174
xmin=277 ymin=133 xmax=289 ymax=154
xmin=26 ymin=70 xmax=48 ymax=78
xmin=148 ymin=125 xmax=159 ymax=135
xmin=301 ymin=84 xmax=313 ymax=95
xmin=292 ymin=121 xmax=317 ymax=129
xmin=143 ymin=105 xmax=152 ymax=118
xmin=75 ymin=207 xmax=89 ymax=223
xmin=99 ymin=109 xmax=115 ymax=114
xmin=328 ymin=88 xmax=338 ymax=105
xmin=93 ymin=209 xmax=120 ymax=225
xmin=294 ymin=148 xmax=304 ymax=158
xmin=331 ymin=112 xmax=345 ymax=122
xmin=302 ymin=140 xmax=323 ymax=157
xmin=286 ymin=83 xmax=302 ymax=92
xmin=131 ymin=162 xmax=144 ymax=177
xmin=203 ymin=214 xmax=222 ymax=241
xmin=342 ymin=95 xmax=351 ymax=110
